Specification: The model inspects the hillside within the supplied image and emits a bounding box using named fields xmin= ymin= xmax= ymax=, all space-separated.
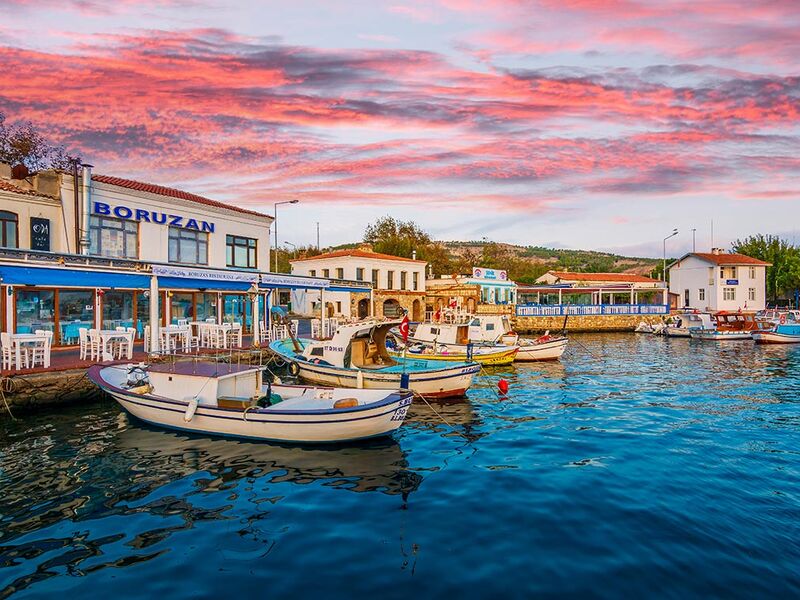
xmin=326 ymin=240 xmax=661 ymax=283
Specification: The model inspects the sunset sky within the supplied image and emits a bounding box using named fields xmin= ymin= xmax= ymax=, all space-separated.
xmin=1 ymin=0 xmax=799 ymax=257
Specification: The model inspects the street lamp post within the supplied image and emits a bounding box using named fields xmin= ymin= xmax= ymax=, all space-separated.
xmin=273 ymin=200 xmax=299 ymax=272
xmin=663 ymin=228 xmax=679 ymax=284
xmin=284 ymin=241 xmax=297 ymax=260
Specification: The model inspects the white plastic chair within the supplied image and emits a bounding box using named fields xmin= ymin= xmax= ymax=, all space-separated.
xmin=29 ymin=331 xmax=53 ymax=368
xmin=143 ymin=325 xmax=151 ymax=353
xmin=1 ymin=332 xmax=20 ymax=370
xmin=88 ymin=329 xmax=102 ymax=362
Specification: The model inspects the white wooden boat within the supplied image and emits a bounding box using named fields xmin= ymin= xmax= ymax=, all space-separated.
xmin=88 ymin=361 xmax=412 ymax=443
xmin=390 ymin=341 xmax=519 ymax=366
xmin=515 ymin=333 xmax=568 ymax=361
xmin=270 ymin=320 xmax=479 ymax=398
xmin=664 ymin=312 xmax=715 ymax=338
xmin=690 ymin=311 xmax=769 ymax=341
xmin=690 ymin=330 xmax=753 ymax=341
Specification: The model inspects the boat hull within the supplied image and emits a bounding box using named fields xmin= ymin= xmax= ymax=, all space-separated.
xmin=89 ymin=367 xmax=412 ymax=443
xmin=515 ymin=337 xmax=568 ymax=361
xmin=393 ymin=346 xmax=518 ymax=366
xmin=291 ymin=360 xmax=477 ymax=398
xmin=752 ymin=331 xmax=800 ymax=344
xmin=690 ymin=331 xmax=753 ymax=341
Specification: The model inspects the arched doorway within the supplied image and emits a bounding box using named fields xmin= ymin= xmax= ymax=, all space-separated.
xmin=382 ymin=299 xmax=403 ymax=318
xmin=357 ymin=298 xmax=370 ymax=319
xmin=412 ymin=299 xmax=422 ymax=321
xmin=326 ymin=302 xmax=335 ymax=318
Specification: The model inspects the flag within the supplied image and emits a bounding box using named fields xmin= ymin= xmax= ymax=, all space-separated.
xmin=399 ymin=315 xmax=410 ymax=342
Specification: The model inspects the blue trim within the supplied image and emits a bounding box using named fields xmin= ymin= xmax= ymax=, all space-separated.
xmin=157 ymin=276 xmax=251 ymax=291
xmin=0 ymin=265 xmax=150 ymax=288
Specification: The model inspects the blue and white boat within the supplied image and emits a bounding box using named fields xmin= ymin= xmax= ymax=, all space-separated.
xmin=752 ymin=313 xmax=800 ymax=344
xmin=88 ymin=361 xmax=412 ymax=443
xmin=270 ymin=320 xmax=480 ymax=398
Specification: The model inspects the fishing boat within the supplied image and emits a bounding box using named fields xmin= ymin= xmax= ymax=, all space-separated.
xmin=412 ymin=316 xmax=567 ymax=361
xmin=389 ymin=340 xmax=519 ymax=366
xmin=752 ymin=313 xmax=800 ymax=344
xmin=690 ymin=311 xmax=769 ymax=341
xmin=88 ymin=361 xmax=413 ymax=443
xmin=270 ymin=320 xmax=480 ymax=398
xmin=664 ymin=312 xmax=715 ymax=338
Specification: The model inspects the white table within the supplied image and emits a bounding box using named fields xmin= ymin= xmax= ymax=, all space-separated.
xmin=161 ymin=327 xmax=190 ymax=353
xmin=98 ymin=330 xmax=134 ymax=362
xmin=11 ymin=333 xmax=49 ymax=370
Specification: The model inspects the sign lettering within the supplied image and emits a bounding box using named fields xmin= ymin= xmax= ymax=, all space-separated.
xmin=93 ymin=201 xmax=215 ymax=233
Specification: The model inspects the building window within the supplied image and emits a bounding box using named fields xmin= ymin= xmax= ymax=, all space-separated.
xmin=170 ymin=228 xmax=208 ymax=265
xmin=0 ymin=211 xmax=18 ymax=248
xmin=748 ymin=288 xmax=756 ymax=301
xmin=698 ymin=288 xmax=705 ymax=301
xmin=400 ymin=271 xmax=407 ymax=290
xmin=226 ymin=235 xmax=257 ymax=268
xmin=749 ymin=266 xmax=756 ymax=279
xmin=356 ymin=268 xmax=364 ymax=281
xmin=371 ymin=269 xmax=379 ymax=286
xmin=387 ymin=270 xmax=394 ymax=290
xmin=89 ymin=215 xmax=138 ymax=259
xmin=336 ymin=301 xmax=342 ymax=313
xmin=413 ymin=272 xmax=419 ymax=290
xmin=336 ymin=268 xmax=344 ymax=279
xmin=723 ymin=287 xmax=736 ymax=301
xmin=310 ymin=269 xmax=316 ymax=277
xmin=322 ymin=268 xmax=330 ymax=278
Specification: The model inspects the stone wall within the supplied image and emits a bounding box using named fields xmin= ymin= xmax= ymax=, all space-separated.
xmin=513 ymin=313 xmax=666 ymax=333
xmin=373 ymin=290 xmax=426 ymax=319
xmin=1 ymin=369 xmax=102 ymax=411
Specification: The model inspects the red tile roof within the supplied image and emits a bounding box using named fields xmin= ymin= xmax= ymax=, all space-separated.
xmin=290 ymin=249 xmax=425 ymax=263
xmin=547 ymin=271 xmax=661 ymax=283
xmin=689 ymin=252 xmax=770 ymax=266
xmin=92 ymin=174 xmax=272 ymax=219
xmin=0 ymin=179 xmax=57 ymax=199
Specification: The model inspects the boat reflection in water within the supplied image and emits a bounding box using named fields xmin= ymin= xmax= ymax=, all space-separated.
xmin=112 ymin=417 xmax=423 ymax=498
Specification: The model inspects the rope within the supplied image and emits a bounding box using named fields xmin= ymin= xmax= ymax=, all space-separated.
xmin=0 ymin=379 xmax=15 ymax=419
xmin=411 ymin=390 xmax=469 ymax=441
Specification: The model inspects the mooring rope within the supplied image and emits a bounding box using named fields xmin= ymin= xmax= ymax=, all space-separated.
xmin=411 ymin=389 xmax=469 ymax=440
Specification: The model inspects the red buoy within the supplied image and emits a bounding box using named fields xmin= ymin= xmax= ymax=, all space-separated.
xmin=497 ymin=379 xmax=509 ymax=395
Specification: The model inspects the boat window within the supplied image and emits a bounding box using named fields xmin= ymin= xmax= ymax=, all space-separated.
xmin=310 ymin=347 xmax=324 ymax=356
xmin=431 ymin=327 xmax=439 ymax=335
xmin=486 ymin=323 xmax=495 ymax=331
xmin=469 ymin=319 xmax=480 ymax=326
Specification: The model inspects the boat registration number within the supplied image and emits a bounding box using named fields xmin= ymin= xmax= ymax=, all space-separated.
xmin=391 ymin=397 xmax=413 ymax=421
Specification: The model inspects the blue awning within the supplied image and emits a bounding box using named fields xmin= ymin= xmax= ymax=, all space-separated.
xmin=0 ymin=265 xmax=151 ymax=288
xmin=156 ymin=276 xmax=252 ymax=291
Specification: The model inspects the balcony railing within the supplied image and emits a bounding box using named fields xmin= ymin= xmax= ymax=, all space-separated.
xmin=516 ymin=304 xmax=669 ymax=317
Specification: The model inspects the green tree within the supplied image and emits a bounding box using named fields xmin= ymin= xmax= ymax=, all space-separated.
xmin=731 ymin=234 xmax=800 ymax=301
xmin=0 ymin=112 xmax=78 ymax=171
xmin=363 ymin=217 xmax=454 ymax=275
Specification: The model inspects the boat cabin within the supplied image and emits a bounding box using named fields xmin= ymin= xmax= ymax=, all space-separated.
xmin=713 ymin=311 xmax=767 ymax=332
xmin=412 ymin=322 xmax=471 ymax=345
xmin=671 ymin=312 xmax=714 ymax=330
xmin=299 ymin=320 xmax=399 ymax=369
xmin=467 ymin=315 xmax=514 ymax=343
xmin=144 ymin=362 xmax=262 ymax=407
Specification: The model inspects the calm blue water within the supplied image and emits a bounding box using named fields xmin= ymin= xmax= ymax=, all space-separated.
xmin=2 ymin=333 xmax=800 ymax=598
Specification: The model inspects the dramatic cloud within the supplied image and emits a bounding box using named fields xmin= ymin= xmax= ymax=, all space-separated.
xmin=0 ymin=1 xmax=798 ymax=249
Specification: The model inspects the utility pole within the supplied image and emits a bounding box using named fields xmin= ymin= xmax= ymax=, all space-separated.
xmin=692 ymin=228 xmax=696 ymax=252
xmin=316 ymin=221 xmax=320 ymax=251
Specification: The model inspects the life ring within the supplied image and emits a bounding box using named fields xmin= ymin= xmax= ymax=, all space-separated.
xmin=288 ymin=362 xmax=300 ymax=376
xmin=780 ymin=314 xmax=787 ymax=325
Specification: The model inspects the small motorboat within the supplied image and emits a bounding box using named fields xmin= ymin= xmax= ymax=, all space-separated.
xmin=752 ymin=314 xmax=800 ymax=344
xmin=270 ymin=320 xmax=479 ymax=398
xmin=88 ymin=361 xmax=413 ymax=443
xmin=664 ymin=312 xmax=715 ymax=338
xmin=690 ymin=311 xmax=769 ymax=341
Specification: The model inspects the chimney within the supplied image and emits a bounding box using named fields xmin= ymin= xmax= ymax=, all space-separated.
xmin=80 ymin=164 xmax=93 ymax=255
xmin=412 ymin=250 xmax=417 ymax=260
xmin=711 ymin=247 xmax=722 ymax=255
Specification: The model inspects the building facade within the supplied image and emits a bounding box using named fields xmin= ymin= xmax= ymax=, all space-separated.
xmin=290 ymin=246 xmax=427 ymax=320
xmin=668 ymin=250 xmax=770 ymax=312
xmin=0 ymin=162 xmax=359 ymax=347
xmin=425 ymin=267 xmax=517 ymax=318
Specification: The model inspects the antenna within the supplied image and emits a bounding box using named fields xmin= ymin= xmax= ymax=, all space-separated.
xmin=710 ymin=219 xmax=714 ymax=251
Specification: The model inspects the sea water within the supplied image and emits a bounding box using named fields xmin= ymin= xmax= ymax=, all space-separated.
xmin=1 ymin=333 xmax=799 ymax=598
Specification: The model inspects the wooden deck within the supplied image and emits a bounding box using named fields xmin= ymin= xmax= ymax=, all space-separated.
xmin=1 ymin=336 xmax=264 ymax=377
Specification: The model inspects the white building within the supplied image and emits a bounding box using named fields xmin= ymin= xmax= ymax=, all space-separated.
xmin=0 ymin=162 xmax=343 ymax=346
xmin=668 ymin=250 xmax=770 ymax=312
xmin=290 ymin=246 xmax=427 ymax=320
